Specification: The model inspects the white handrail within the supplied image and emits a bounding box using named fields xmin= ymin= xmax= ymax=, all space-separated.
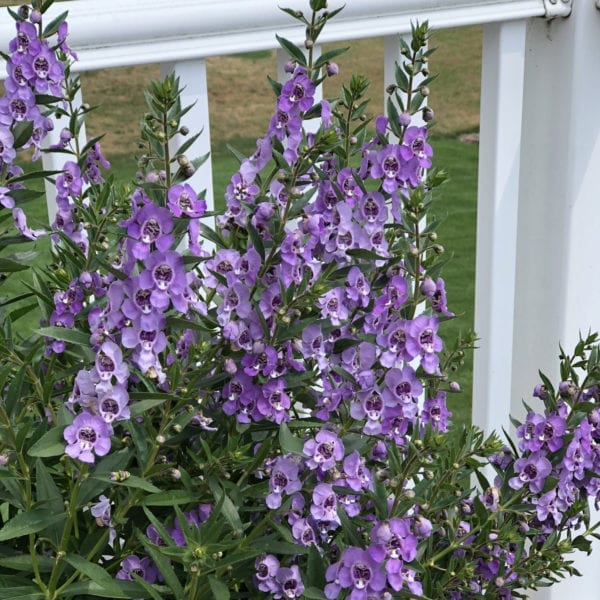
xmin=0 ymin=0 xmax=547 ymax=74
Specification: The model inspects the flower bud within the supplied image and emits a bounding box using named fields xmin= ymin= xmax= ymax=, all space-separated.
xmin=326 ymin=62 xmax=339 ymax=76
xmin=177 ymin=154 xmax=190 ymax=167
xmin=305 ymin=39 xmax=314 ymax=49
xmin=18 ymin=5 xmax=29 ymax=19
xmin=420 ymin=85 xmax=430 ymax=97
xmin=30 ymin=8 xmax=42 ymax=23
xmin=156 ymin=434 xmax=166 ymax=444
xmin=399 ymin=111 xmax=411 ymax=127
xmin=422 ymin=106 xmax=435 ymax=122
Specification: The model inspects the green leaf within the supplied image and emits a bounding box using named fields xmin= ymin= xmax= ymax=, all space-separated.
xmin=12 ymin=121 xmax=34 ymax=149
xmin=28 ymin=426 xmax=65 ymax=457
xmin=138 ymin=533 xmax=185 ymax=600
xmin=60 ymin=579 xmax=151 ymax=598
xmin=208 ymin=478 xmax=243 ymax=533
xmin=303 ymin=587 xmax=327 ymax=600
xmin=208 ymin=575 xmax=230 ymax=600
xmin=0 ymin=258 xmax=29 ymax=273
xmin=0 ymin=509 xmax=63 ymax=541
xmin=275 ymin=35 xmax=307 ymax=66
xmin=0 ymin=587 xmax=44 ymax=600
xmin=143 ymin=490 xmax=199 ymax=506
xmin=0 ymin=554 xmax=54 ymax=572
xmin=65 ymin=554 xmax=125 ymax=597
xmin=279 ymin=421 xmax=305 ymax=455
xmin=92 ymin=475 xmax=161 ymax=494
xmin=35 ymin=326 xmax=90 ymax=347
xmin=35 ymin=459 xmax=65 ymax=545
xmin=128 ymin=398 xmax=168 ymax=418
xmin=42 ymin=10 xmax=68 ymax=38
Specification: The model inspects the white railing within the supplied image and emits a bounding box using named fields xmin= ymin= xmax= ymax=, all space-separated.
xmin=1 ymin=1 xmax=599 ymax=596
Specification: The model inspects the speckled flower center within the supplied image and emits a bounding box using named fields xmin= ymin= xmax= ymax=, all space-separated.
xmin=272 ymin=471 xmax=288 ymax=493
xmin=153 ymin=264 xmax=174 ymax=290
xmin=141 ymin=218 xmax=161 ymax=243
xmin=33 ymin=56 xmax=49 ymax=78
xmin=352 ymin=563 xmax=372 ymax=589
xmin=101 ymin=398 xmax=119 ymax=417
xmin=419 ymin=329 xmax=434 ymax=351
xmin=97 ymin=352 xmax=115 ymax=374
xmin=316 ymin=441 xmax=334 ymax=461
xmin=383 ymin=156 xmax=399 ymax=177
xmin=363 ymin=198 xmax=379 ymax=220
xmin=78 ymin=426 xmax=97 ymax=448
xmin=10 ymin=99 xmax=27 ymax=120
xmin=177 ymin=193 xmax=192 ymax=210
xmin=135 ymin=289 xmax=152 ymax=313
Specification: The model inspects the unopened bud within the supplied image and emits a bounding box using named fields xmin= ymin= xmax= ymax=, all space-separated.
xmin=18 ymin=5 xmax=29 ymax=19
xmin=399 ymin=111 xmax=411 ymax=127
xmin=304 ymin=39 xmax=314 ymax=49
xmin=326 ymin=62 xmax=339 ymax=77
xmin=179 ymin=125 xmax=189 ymax=135
xmin=156 ymin=434 xmax=166 ymax=444
xmin=420 ymin=85 xmax=430 ymax=97
xmin=30 ymin=8 xmax=42 ymax=23
xmin=422 ymin=106 xmax=434 ymax=122
xmin=177 ymin=154 xmax=190 ymax=167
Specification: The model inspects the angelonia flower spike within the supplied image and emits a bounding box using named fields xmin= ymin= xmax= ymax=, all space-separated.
xmin=0 ymin=1 xmax=599 ymax=599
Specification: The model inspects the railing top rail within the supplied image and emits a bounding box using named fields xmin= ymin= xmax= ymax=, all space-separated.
xmin=0 ymin=0 xmax=545 ymax=73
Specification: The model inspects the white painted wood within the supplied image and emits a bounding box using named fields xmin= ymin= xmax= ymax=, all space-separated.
xmin=472 ymin=20 xmax=526 ymax=437
xmin=0 ymin=1 xmax=547 ymax=75
xmin=512 ymin=1 xmax=600 ymax=595
xmin=161 ymin=60 xmax=214 ymax=251
xmin=42 ymin=85 xmax=87 ymax=224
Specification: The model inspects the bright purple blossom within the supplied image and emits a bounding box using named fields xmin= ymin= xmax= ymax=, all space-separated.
xmin=64 ymin=413 xmax=113 ymax=463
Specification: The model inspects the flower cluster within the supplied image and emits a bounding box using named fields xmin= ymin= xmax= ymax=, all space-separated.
xmin=2 ymin=3 xmax=600 ymax=600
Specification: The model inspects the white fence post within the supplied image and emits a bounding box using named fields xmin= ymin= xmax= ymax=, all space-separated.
xmin=472 ymin=19 xmax=526 ymax=436
xmin=160 ymin=59 xmax=214 ymax=238
xmin=512 ymin=1 xmax=600 ymax=596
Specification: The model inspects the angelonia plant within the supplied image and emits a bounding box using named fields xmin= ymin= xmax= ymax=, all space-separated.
xmin=1 ymin=1 xmax=600 ymax=599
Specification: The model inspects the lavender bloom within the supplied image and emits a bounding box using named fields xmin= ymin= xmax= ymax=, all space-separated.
xmin=167 ymin=183 xmax=206 ymax=218
xmin=330 ymin=546 xmax=387 ymax=598
xmin=90 ymin=494 xmax=117 ymax=546
xmin=255 ymin=555 xmax=280 ymax=594
xmin=311 ymin=483 xmax=340 ymax=526
xmin=116 ymin=555 xmax=158 ymax=584
xmin=370 ymin=145 xmax=406 ymax=194
xmin=509 ymin=451 xmax=553 ymax=494
xmin=64 ymin=413 xmax=113 ymax=463
xmin=303 ymin=430 xmax=345 ymax=472
xmin=421 ymin=391 xmax=452 ymax=432
xmin=266 ymin=456 xmax=302 ymax=509
xmin=95 ymin=340 xmax=129 ymax=384
xmin=406 ymin=315 xmax=443 ymax=374
xmin=278 ymin=69 xmax=316 ymax=113
xmin=274 ymin=565 xmax=305 ymax=599
xmin=400 ymin=126 xmax=433 ymax=168
xmin=126 ymin=203 xmax=174 ymax=260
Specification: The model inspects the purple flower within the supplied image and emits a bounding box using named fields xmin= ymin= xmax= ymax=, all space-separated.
xmin=167 ymin=183 xmax=206 ymax=218
xmin=303 ymin=430 xmax=344 ymax=471
xmin=95 ymin=340 xmax=129 ymax=384
xmin=126 ymin=203 xmax=174 ymax=260
xmin=406 ymin=315 xmax=443 ymax=374
xmin=255 ymin=554 xmax=280 ymax=594
xmin=334 ymin=546 xmax=387 ymax=598
xmin=421 ymin=391 xmax=452 ymax=432
xmin=274 ymin=565 xmax=305 ymax=599
xmin=64 ymin=413 xmax=113 ymax=463
xmin=509 ymin=451 xmax=553 ymax=494
xmin=266 ymin=456 xmax=302 ymax=509
xmin=370 ymin=145 xmax=405 ymax=194
xmin=311 ymin=483 xmax=340 ymax=525
xmin=279 ymin=69 xmax=316 ymax=113
xmin=383 ymin=365 xmax=422 ymax=407
xmin=401 ymin=126 xmax=432 ymax=166
xmin=116 ymin=555 xmax=159 ymax=584
xmin=370 ymin=518 xmax=418 ymax=563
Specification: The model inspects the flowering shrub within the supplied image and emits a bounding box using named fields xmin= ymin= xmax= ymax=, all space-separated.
xmin=1 ymin=1 xmax=600 ymax=599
